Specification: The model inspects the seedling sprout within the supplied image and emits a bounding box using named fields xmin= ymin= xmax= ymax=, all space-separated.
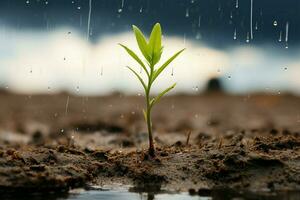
xmin=119 ymin=23 xmax=185 ymax=156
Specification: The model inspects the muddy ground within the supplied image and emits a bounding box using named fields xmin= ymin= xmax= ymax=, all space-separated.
xmin=0 ymin=91 xmax=299 ymax=195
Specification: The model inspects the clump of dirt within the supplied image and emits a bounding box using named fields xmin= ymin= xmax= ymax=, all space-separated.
xmin=0 ymin=92 xmax=299 ymax=194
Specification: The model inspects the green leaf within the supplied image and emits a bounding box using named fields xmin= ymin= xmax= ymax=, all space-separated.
xmin=149 ymin=23 xmax=162 ymax=65
xmin=126 ymin=66 xmax=147 ymax=91
xmin=152 ymin=49 xmax=185 ymax=83
xmin=132 ymin=25 xmax=151 ymax=62
xmin=150 ymin=83 xmax=176 ymax=108
xmin=119 ymin=44 xmax=149 ymax=77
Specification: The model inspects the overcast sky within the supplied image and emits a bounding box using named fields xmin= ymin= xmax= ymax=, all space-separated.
xmin=0 ymin=0 xmax=299 ymax=95
xmin=0 ymin=0 xmax=299 ymax=47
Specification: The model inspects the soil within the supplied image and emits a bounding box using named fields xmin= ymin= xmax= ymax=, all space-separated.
xmin=0 ymin=91 xmax=299 ymax=195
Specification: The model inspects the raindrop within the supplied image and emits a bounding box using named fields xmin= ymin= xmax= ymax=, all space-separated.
xmin=100 ymin=66 xmax=103 ymax=76
xmin=283 ymin=66 xmax=288 ymax=71
xmin=118 ymin=0 xmax=124 ymax=13
xmin=278 ymin=31 xmax=282 ymax=42
xmin=233 ymin=29 xmax=237 ymax=40
xmin=198 ymin=15 xmax=201 ymax=27
xmin=77 ymin=6 xmax=81 ymax=10
xmin=235 ymin=0 xmax=239 ymax=8
xmin=285 ymin=21 xmax=289 ymax=48
xmin=47 ymin=86 xmax=51 ymax=90
xmin=230 ymin=12 xmax=233 ymax=19
xmin=185 ymin=8 xmax=189 ymax=17
xmin=120 ymin=114 xmax=124 ymax=119
xmin=60 ymin=129 xmax=64 ymax=133
xmin=217 ymin=69 xmax=221 ymax=73
xmin=192 ymin=86 xmax=199 ymax=92
xmin=273 ymin=20 xmax=278 ymax=26
xmin=137 ymin=93 xmax=141 ymax=96
xmin=277 ymin=91 xmax=281 ymax=95
xmin=26 ymin=0 xmax=30 ymax=4
xmin=255 ymin=21 xmax=258 ymax=30
xmin=194 ymin=114 xmax=199 ymax=118
xmin=76 ymin=86 xmax=80 ymax=92
xmin=171 ymin=68 xmax=174 ymax=76
xmin=131 ymin=111 xmax=135 ymax=115
xmin=139 ymin=7 xmax=143 ymax=13
xmin=246 ymin=32 xmax=250 ymax=43
xmin=227 ymin=75 xmax=231 ymax=80
xmin=171 ymin=104 xmax=175 ymax=109
xmin=195 ymin=32 xmax=201 ymax=40
xmin=45 ymin=1 xmax=48 ymax=5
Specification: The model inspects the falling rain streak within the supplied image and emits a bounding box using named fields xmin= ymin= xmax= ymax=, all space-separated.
xmin=234 ymin=29 xmax=237 ymax=40
xmin=250 ymin=0 xmax=253 ymax=40
xmin=198 ymin=15 xmax=201 ymax=27
xmin=185 ymin=8 xmax=189 ymax=18
xmin=65 ymin=96 xmax=70 ymax=116
xmin=285 ymin=22 xmax=289 ymax=48
xmin=279 ymin=31 xmax=282 ymax=42
xmin=118 ymin=0 xmax=125 ymax=12
xmin=87 ymin=0 xmax=92 ymax=41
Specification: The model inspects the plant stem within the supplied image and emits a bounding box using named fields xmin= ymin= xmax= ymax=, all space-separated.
xmin=146 ymin=63 xmax=155 ymax=156
xmin=146 ymin=93 xmax=154 ymax=156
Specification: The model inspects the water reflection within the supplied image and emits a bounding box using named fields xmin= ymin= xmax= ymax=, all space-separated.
xmin=0 ymin=188 xmax=299 ymax=200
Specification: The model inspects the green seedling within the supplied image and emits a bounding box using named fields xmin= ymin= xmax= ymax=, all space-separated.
xmin=119 ymin=23 xmax=185 ymax=156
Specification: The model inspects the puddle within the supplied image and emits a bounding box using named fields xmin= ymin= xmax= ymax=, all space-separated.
xmin=1 ymin=187 xmax=299 ymax=200
xmin=68 ymin=189 xmax=203 ymax=200
xmin=66 ymin=188 xmax=300 ymax=200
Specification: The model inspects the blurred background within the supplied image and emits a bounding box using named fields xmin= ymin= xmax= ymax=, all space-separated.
xmin=0 ymin=0 xmax=299 ymax=95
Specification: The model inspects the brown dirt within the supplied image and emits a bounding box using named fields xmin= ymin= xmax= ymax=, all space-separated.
xmin=0 ymin=91 xmax=299 ymax=194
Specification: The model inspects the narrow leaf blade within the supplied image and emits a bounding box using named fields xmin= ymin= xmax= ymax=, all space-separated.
xmin=126 ymin=66 xmax=147 ymax=91
xmin=119 ymin=44 xmax=149 ymax=76
xmin=149 ymin=23 xmax=162 ymax=65
xmin=132 ymin=25 xmax=151 ymax=62
xmin=150 ymin=83 xmax=176 ymax=108
xmin=152 ymin=49 xmax=185 ymax=82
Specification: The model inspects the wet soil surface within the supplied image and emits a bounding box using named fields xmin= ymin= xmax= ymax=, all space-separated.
xmin=0 ymin=91 xmax=299 ymax=197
